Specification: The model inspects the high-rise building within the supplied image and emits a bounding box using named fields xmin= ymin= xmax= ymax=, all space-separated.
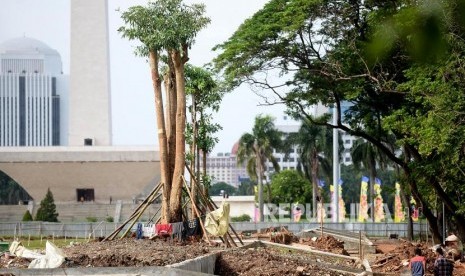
xmin=0 ymin=37 xmax=69 ymax=146
xmin=204 ymin=143 xmax=249 ymax=187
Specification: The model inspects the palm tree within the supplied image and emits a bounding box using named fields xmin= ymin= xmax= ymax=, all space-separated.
xmin=350 ymin=138 xmax=390 ymax=222
xmin=237 ymin=114 xmax=283 ymax=222
xmin=286 ymin=117 xmax=335 ymax=217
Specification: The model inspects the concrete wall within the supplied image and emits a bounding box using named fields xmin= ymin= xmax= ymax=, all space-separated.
xmin=211 ymin=196 xmax=254 ymax=219
xmin=0 ymin=146 xmax=160 ymax=203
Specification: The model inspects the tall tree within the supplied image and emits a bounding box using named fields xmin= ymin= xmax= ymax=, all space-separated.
xmin=237 ymin=114 xmax=283 ymax=221
xmin=213 ymin=0 xmax=465 ymax=241
xmin=286 ymin=117 xmax=334 ymax=216
xmin=351 ymin=138 xmax=390 ymax=221
xmin=119 ymin=0 xmax=210 ymax=222
xmin=185 ymin=64 xmax=222 ymax=203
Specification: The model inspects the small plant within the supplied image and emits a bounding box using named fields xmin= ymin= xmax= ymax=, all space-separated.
xmin=86 ymin=216 xmax=97 ymax=222
xmin=230 ymin=214 xmax=252 ymax=222
xmin=105 ymin=216 xmax=114 ymax=222
xmin=22 ymin=210 xmax=33 ymax=221
xmin=35 ymin=188 xmax=59 ymax=222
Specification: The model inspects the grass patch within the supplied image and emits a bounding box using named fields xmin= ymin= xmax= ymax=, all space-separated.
xmin=0 ymin=237 xmax=89 ymax=250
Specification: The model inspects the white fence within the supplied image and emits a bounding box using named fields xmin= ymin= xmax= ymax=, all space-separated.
xmin=0 ymin=221 xmax=429 ymax=239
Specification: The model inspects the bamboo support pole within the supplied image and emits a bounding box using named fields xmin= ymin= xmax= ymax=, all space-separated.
xmin=120 ymin=189 xmax=160 ymax=239
xmin=182 ymin=176 xmax=211 ymax=244
xmin=103 ymin=183 xmax=161 ymax=241
xmin=185 ymin=165 xmax=244 ymax=246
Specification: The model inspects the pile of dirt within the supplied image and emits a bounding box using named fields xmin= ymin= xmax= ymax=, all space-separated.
xmin=1 ymin=238 xmax=213 ymax=269
xmin=215 ymin=247 xmax=352 ymax=276
xmin=300 ymin=235 xmax=349 ymax=256
xmin=372 ymin=240 xmax=436 ymax=273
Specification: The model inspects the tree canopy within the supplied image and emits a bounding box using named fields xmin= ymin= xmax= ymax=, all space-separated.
xmin=213 ymin=0 xmax=465 ymax=242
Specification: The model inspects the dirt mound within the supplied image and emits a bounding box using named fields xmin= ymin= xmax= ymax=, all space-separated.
xmin=300 ymin=235 xmax=349 ymax=256
xmin=215 ymin=247 xmax=352 ymax=276
xmin=1 ymin=238 xmax=213 ymax=269
xmin=372 ymin=240 xmax=436 ymax=273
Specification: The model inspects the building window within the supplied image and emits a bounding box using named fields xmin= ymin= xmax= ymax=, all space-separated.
xmin=345 ymin=157 xmax=351 ymax=162
xmin=345 ymin=139 xmax=351 ymax=144
xmin=76 ymin=189 xmax=95 ymax=202
xmin=289 ymin=158 xmax=295 ymax=162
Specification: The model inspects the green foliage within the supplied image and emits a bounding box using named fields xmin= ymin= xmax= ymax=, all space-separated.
xmin=270 ymin=170 xmax=312 ymax=204
xmin=236 ymin=180 xmax=255 ymax=196
xmin=230 ymin=214 xmax=252 ymax=222
xmin=105 ymin=216 xmax=114 ymax=223
xmin=86 ymin=217 xmax=98 ymax=222
xmin=118 ymin=0 xmax=210 ymax=56
xmin=22 ymin=210 xmax=33 ymax=222
xmin=208 ymin=182 xmax=237 ymax=196
xmin=237 ymin=114 xmax=284 ymax=183
xmin=213 ymin=0 xmax=465 ymax=238
xmin=34 ymin=188 xmax=59 ymax=222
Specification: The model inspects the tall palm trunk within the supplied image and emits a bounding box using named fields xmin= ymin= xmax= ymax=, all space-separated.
xmin=149 ymin=51 xmax=170 ymax=223
xmin=169 ymin=49 xmax=187 ymax=222
xmin=311 ymin=149 xmax=320 ymax=217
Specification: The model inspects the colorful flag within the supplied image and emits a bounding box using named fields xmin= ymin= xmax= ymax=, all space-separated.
xmin=374 ymin=178 xmax=385 ymax=222
xmin=358 ymin=176 xmax=369 ymax=222
xmin=394 ymin=182 xmax=405 ymax=222
xmin=410 ymin=196 xmax=419 ymax=222
xmin=338 ymin=179 xmax=346 ymax=222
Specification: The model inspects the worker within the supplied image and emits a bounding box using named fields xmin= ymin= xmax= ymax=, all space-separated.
xmin=444 ymin=234 xmax=463 ymax=261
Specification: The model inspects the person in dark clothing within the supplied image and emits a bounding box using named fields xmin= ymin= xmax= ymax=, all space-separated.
xmin=434 ymin=247 xmax=453 ymax=276
xmin=409 ymin=247 xmax=426 ymax=276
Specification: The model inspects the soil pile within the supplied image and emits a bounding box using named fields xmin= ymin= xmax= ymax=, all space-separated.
xmin=1 ymin=239 xmax=213 ymax=269
xmin=300 ymin=235 xmax=349 ymax=256
xmin=215 ymin=247 xmax=352 ymax=276
xmin=372 ymin=240 xmax=436 ymax=273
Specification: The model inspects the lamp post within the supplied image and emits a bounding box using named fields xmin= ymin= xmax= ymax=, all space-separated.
xmin=333 ymin=106 xmax=340 ymax=223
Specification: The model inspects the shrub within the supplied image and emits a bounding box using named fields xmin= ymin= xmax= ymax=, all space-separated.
xmin=86 ymin=216 xmax=98 ymax=222
xmin=22 ymin=210 xmax=33 ymax=221
xmin=230 ymin=214 xmax=252 ymax=222
xmin=105 ymin=216 xmax=114 ymax=222
xmin=35 ymin=188 xmax=59 ymax=222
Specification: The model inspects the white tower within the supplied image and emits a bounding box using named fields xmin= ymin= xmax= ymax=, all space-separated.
xmin=69 ymin=0 xmax=112 ymax=146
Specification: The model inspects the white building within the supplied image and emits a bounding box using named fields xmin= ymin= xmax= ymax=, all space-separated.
xmin=204 ymin=143 xmax=249 ymax=187
xmin=0 ymin=37 xmax=68 ymax=146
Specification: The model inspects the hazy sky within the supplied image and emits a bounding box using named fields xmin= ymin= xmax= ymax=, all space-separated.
xmin=0 ymin=0 xmax=289 ymax=153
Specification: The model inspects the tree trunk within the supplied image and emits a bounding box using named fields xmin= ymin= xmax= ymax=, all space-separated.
xmin=149 ymin=51 xmax=170 ymax=223
xmin=369 ymin=169 xmax=376 ymax=223
xmin=190 ymin=96 xmax=197 ymax=218
xmin=203 ymin=150 xmax=208 ymax=196
xmin=311 ymin=150 xmax=319 ymax=217
xmin=169 ymin=50 xmax=187 ymax=222
xmin=165 ymin=59 xmax=177 ymax=193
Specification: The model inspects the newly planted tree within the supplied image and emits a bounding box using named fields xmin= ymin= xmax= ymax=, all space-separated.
xmin=119 ymin=0 xmax=210 ymax=222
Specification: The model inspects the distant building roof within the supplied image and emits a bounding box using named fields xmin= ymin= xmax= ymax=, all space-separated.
xmin=0 ymin=36 xmax=60 ymax=57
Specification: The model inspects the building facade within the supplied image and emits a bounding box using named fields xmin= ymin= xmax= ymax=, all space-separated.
xmin=204 ymin=143 xmax=249 ymax=187
xmin=0 ymin=37 xmax=68 ymax=146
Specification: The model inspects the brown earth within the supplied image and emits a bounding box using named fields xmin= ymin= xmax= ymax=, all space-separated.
xmin=215 ymin=246 xmax=354 ymax=276
xmin=1 ymin=238 xmax=214 ymax=269
xmin=299 ymin=235 xmax=350 ymax=256
xmin=371 ymin=239 xmax=465 ymax=275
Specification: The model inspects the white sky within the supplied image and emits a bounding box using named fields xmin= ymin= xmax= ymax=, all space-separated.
xmin=0 ymin=0 xmax=289 ymax=153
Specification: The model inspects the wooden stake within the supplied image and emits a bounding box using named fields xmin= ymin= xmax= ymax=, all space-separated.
xmin=185 ymin=166 xmax=244 ymax=246
xmin=181 ymin=176 xmax=211 ymax=244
